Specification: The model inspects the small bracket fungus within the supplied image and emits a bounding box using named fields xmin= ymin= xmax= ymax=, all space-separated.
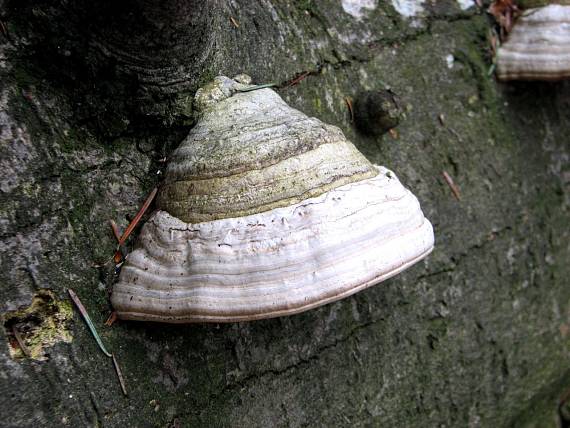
xmin=111 ymin=75 xmax=434 ymax=323
xmin=496 ymin=2 xmax=570 ymax=81
xmin=354 ymin=89 xmax=404 ymax=136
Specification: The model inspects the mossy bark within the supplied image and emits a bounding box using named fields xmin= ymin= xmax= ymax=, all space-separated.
xmin=0 ymin=1 xmax=569 ymax=427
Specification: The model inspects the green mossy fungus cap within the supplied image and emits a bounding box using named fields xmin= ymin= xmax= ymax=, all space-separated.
xmin=157 ymin=75 xmax=377 ymax=223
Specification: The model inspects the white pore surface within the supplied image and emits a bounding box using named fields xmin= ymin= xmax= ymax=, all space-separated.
xmin=112 ymin=167 xmax=435 ymax=322
xmin=497 ymin=5 xmax=570 ymax=80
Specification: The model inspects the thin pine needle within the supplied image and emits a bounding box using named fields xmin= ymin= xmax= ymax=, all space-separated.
xmin=12 ymin=324 xmax=31 ymax=357
xmin=68 ymin=289 xmax=112 ymax=358
xmin=110 ymin=187 xmax=157 ymax=264
xmin=236 ymin=83 xmax=277 ymax=92
xmin=283 ymin=71 xmax=311 ymax=88
xmin=112 ymin=353 xmax=128 ymax=396
xmin=442 ymin=171 xmax=461 ymax=200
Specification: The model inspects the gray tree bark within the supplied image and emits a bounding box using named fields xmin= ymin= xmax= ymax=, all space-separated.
xmin=1 ymin=0 xmax=569 ymax=427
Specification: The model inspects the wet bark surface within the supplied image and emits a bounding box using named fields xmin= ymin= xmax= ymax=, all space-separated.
xmin=0 ymin=1 xmax=569 ymax=427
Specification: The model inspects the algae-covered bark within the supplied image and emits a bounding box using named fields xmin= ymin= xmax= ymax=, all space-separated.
xmin=0 ymin=1 xmax=569 ymax=427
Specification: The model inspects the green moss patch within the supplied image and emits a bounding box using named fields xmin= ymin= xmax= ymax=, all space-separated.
xmin=3 ymin=289 xmax=73 ymax=361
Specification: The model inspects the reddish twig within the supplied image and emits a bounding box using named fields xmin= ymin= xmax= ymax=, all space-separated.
xmin=113 ymin=250 xmax=124 ymax=265
xmin=283 ymin=71 xmax=311 ymax=88
xmin=111 ymin=187 xmax=157 ymax=264
xmin=112 ymin=353 xmax=128 ymax=396
xmin=105 ymin=311 xmax=118 ymax=327
xmin=442 ymin=171 xmax=461 ymax=200
xmin=117 ymin=187 xmax=157 ymax=246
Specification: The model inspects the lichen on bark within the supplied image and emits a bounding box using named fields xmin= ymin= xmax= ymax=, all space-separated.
xmin=3 ymin=289 xmax=73 ymax=361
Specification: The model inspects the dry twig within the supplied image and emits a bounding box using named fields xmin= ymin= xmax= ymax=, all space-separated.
xmin=442 ymin=171 xmax=461 ymax=200
xmin=111 ymin=187 xmax=158 ymax=263
xmin=283 ymin=71 xmax=311 ymax=88
xmin=112 ymin=353 xmax=128 ymax=396
xmin=12 ymin=325 xmax=31 ymax=357
xmin=118 ymin=188 xmax=157 ymax=247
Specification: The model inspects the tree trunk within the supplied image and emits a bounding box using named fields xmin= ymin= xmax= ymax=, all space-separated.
xmin=1 ymin=1 xmax=569 ymax=426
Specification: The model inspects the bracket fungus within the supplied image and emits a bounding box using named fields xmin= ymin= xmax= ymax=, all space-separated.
xmin=111 ymin=75 xmax=434 ymax=323
xmin=496 ymin=1 xmax=570 ymax=81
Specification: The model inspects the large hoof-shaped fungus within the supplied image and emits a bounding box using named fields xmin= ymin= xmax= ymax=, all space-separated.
xmin=111 ymin=76 xmax=435 ymax=323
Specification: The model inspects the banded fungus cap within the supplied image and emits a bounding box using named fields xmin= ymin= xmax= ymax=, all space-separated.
xmin=111 ymin=75 xmax=435 ymax=323
xmin=496 ymin=2 xmax=570 ymax=81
